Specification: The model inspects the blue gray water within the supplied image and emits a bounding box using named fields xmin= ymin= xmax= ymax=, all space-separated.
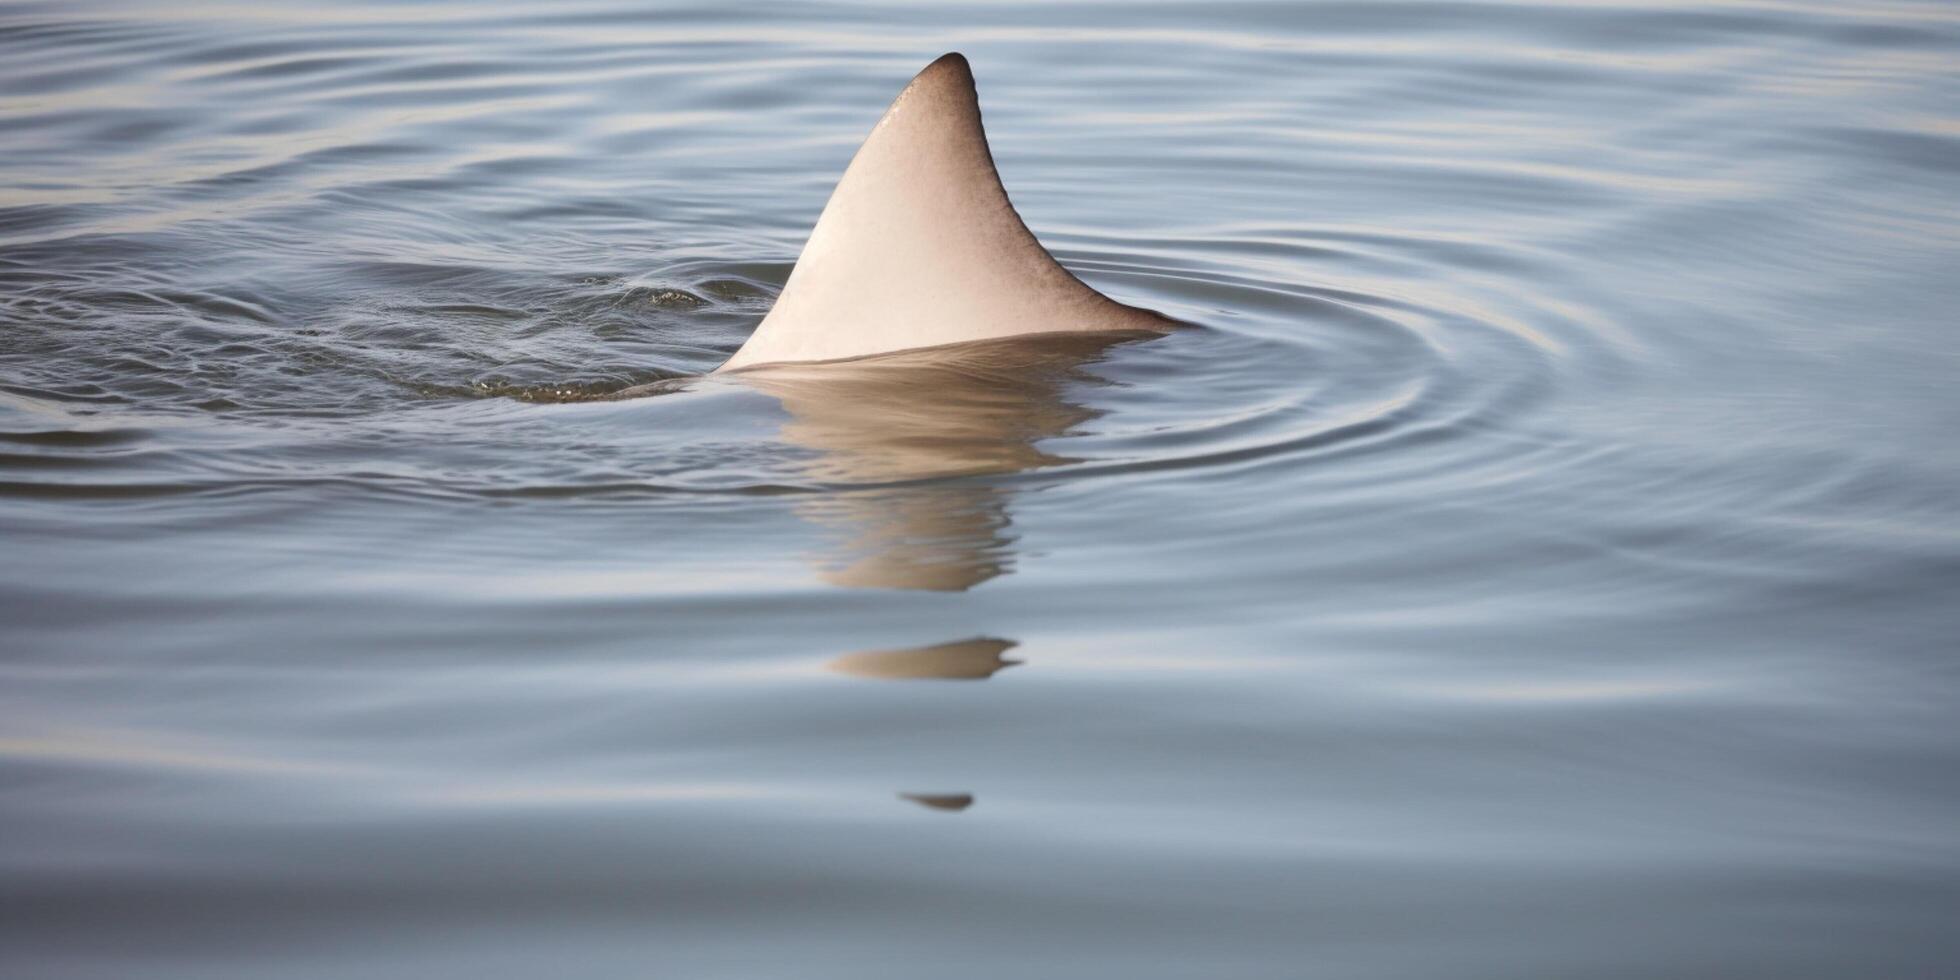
xmin=3 ymin=1 xmax=1958 ymax=977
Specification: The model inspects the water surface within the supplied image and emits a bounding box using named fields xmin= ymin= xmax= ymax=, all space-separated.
xmin=3 ymin=1 xmax=1959 ymax=977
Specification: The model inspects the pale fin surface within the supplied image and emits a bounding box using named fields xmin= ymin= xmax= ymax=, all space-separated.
xmin=717 ymin=53 xmax=1169 ymax=372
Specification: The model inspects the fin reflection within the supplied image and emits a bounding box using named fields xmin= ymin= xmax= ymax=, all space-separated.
xmin=729 ymin=332 xmax=1146 ymax=591
xmin=828 ymin=636 xmax=1021 ymax=681
xmin=899 ymin=793 xmax=974 ymax=812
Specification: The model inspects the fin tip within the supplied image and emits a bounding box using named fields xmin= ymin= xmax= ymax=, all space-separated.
xmin=915 ymin=52 xmax=974 ymax=88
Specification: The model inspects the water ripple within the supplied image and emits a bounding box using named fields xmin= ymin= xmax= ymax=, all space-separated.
xmin=3 ymin=3 xmax=1958 ymax=978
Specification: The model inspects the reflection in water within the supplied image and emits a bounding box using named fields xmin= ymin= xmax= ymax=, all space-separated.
xmin=797 ymin=487 xmax=1016 ymax=591
xmin=828 ymin=637 xmax=1022 ymax=681
xmin=899 ymin=793 xmax=975 ymax=812
xmin=728 ymin=332 xmax=1154 ymax=590
xmin=729 ymin=337 xmax=1143 ymax=812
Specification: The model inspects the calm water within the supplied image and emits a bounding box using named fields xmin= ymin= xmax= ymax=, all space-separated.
xmin=4 ymin=1 xmax=1959 ymax=976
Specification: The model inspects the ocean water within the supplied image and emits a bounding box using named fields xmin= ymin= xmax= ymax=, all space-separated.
xmin=3 ymin=1 xmax=1958 ymax=976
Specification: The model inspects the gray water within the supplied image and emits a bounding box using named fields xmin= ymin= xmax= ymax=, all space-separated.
xmin=4 ymin=1 xmax=1958 ymax=977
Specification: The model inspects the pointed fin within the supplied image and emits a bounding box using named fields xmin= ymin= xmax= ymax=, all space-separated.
xmin=717 ymin=53 xmax=1170 ymax=372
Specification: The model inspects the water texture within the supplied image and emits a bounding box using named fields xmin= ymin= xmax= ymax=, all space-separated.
xmin=2 ymin=1 xmax=1957 ymax=977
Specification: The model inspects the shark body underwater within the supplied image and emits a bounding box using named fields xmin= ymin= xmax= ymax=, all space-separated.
xmin=712 ymin=52 xmax=1178 ymax=373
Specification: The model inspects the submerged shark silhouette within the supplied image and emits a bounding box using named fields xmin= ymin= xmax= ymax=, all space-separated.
xmin=717 ymin=53 xmax=1174 ymax=372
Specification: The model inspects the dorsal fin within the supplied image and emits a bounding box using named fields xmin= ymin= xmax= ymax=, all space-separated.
xmin=717 ymin=53 xmax=1170 ymax=372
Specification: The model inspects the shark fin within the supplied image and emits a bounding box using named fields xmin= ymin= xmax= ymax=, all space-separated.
xmin=718 ymin=53 xmax=1170 ymax=371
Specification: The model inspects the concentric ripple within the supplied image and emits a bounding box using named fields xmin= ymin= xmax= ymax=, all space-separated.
xmin=5 ymin=3 xmax=1959 ymax=979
